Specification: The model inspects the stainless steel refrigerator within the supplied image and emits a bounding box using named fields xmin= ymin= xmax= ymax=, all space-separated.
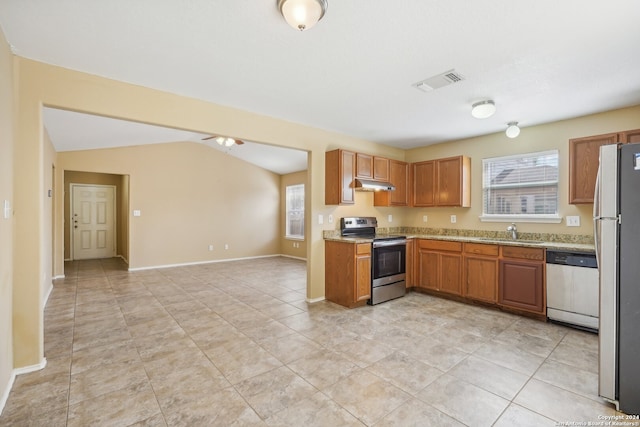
xmin=595 ymin=142 xmax=640 ymax=414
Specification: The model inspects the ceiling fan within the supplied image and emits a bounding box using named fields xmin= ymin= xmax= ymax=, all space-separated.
xmin=202 ymin=135 xmax=244 ymax=147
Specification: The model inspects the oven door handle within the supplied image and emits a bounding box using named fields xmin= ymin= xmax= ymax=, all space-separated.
xmin=373 ymin=239 xmax=407 ymax=248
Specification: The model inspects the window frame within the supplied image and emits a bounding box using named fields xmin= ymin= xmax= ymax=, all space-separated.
xmin=479 ymin=150 xmax=562 ymax=224
xmin=285 ymin=183 xmax=305 ymax=239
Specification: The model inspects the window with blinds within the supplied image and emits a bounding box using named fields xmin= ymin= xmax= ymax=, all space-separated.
xmin=285 ymin=184 xmax=305 ymax=239
xmin=482 ymin=150 xmax=559 ymax=221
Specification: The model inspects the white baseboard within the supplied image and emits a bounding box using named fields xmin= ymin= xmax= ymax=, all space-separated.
xmin=1 ymin=358 xmax=47 ymax=415
xmin=280 ymin=254 xmax=307 ymax=261
xmin=53 ymin=274 xmax=65 ymax=280
xmin=128 ymin=254 xmax=282 ymax=272
xmin=0 ymin=371 xmax=15 ymax=416
xmin=42 ymin=282 xmax=53 ymax=309
xmin=306 ymin=296 xmax=326 ymax=303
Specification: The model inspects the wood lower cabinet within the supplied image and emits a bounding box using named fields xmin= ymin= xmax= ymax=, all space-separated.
xmin=416 ymin=239 xmax=462 ymax=296
xmin=325 ymin=241 xmax=371 ymax=308
xmin=405 ymin=238 xmax=415 ymax=288
xmin=326 ymin=149 xmax=355 ymax=205
xmin=498 ymin=246 xmax=545 ymax=315
xmin=569 ymin=128 xmax=640 ymax=204
xmin=463 ymin=243 xmax=499 ymax=303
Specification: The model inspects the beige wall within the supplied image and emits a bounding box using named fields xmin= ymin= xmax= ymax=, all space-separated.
xmin=402 ymin=105 xmax=640 ymax=236
xmin=58 ymin=142 xmax=281 ymax=268
xmin=10 ymin=52 xmax=640 ymax=374
xmin=280 ymin=170 xmax=308 ymax=259
xmin=63 ymin=171 xmax=128 ymax=261
xmin=42 ymin=129 xmax=56 ymax=308
xmin=0 ymin=28 xmax=14 ymax=407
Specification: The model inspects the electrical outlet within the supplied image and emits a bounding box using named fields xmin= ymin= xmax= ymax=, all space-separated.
xmin=208 ymin=245 xmax=214 ymax=251
xmin=328 ymin=214 xmax=333 ymax=224
xmin=388 ymin=214 xmax=393 ymax=222
xmin=224 ymin=244 xmax=229 ymax=250
xmin=566 ymin=216 xmax=581 ymax=227
xmin=133 ymin=210 xmax=141 ymax=217
xmin=422 ymin=215 xmax=428 ymax=223
xmin=450 ymin=215 xmax=457 ymax=224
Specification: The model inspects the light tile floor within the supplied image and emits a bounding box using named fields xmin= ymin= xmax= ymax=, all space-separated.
xmin=0 ymin=256 xmax=628 ymax=426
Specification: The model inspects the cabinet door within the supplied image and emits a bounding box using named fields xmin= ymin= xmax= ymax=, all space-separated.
xmin=620 ymin=128 xmax=640 ymax=144
xmin=373 ymin=157 xmax=390 ymax=181
xmin=499 ymin=259 xmax=544 ymax=314
xmin=412 ymin=161 xmax=435 ymax=207
xmin=355 ymin=244 xmax=371 ymax=301
xmin=569 ymin=133 xmax=618 ymax=204
xmin=373 ymin=160 xmax=409 ymax=206
xmin=405 ymin=239 xmax=414 ymax=288
xmin=417 ymin=248 xmax=438 ymax=290
xmin=440 ymin=253 xmax=462 ymax=295
xmin=356 ymin=153 xmax=373 ymax=179
xmin=325 ymin=150 xmax=355 ymax=205
xmin=465 ymin=256 xmax=498 ymax=302
xmin=437 ymin=156 xmax=471 ymax=207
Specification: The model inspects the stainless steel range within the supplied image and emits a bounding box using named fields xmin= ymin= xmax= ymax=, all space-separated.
xmin=340 ymin=217 xmax=407 ymax=305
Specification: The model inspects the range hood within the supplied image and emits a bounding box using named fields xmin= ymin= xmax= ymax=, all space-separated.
xmin=354 ymin=179 xmax=396 ymax=191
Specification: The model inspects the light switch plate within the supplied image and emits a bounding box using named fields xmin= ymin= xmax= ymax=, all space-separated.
xmin=388 ymin=214 xmax=393 ymax=222
xmin=133 ymin=210 xmax=141 ymax=217
xmin=318 ymin=214 xmax=324 ymax=225
xmin=566 ymin=216 xmax=581 ymax=226
xmin=422 ymin=215 xmax=428 ymax=223
xmin=3 ymin=200 xmax=10 ymax=219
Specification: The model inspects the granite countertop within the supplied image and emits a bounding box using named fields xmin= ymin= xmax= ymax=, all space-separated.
xmin=324 ymin=227 xmax=595 ymax=253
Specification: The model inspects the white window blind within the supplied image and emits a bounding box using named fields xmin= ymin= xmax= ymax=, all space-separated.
xmin=482 ymin=150 xmax=559 ymax=220
xmin=285 ymin=184 xmax=304 ymax=239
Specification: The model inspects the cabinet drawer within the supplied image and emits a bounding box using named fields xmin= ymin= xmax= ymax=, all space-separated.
xmin=501 ymin=246 xmax=544 ymax=261
xmin=464 ymin=243 xmax=499 ymax=256
xmin=356 ymin=243 xmax=371 ymax=255
xmin=418 ymin=239 xmax=462 ymax=252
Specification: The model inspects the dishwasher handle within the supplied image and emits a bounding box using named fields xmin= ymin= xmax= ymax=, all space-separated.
xmin=546 ymin=250 xmax=598 ymax=268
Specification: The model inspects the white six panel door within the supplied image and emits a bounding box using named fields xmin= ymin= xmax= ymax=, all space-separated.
xmin=72 ymin=184 xmax=116 ymax=260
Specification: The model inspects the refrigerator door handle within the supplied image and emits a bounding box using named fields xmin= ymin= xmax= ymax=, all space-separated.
xmin=594 ymin=164 xmax=601 ymax=268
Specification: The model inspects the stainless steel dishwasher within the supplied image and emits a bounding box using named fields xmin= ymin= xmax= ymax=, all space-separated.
xmin=546 ymin=249 xmax=599 ymax=332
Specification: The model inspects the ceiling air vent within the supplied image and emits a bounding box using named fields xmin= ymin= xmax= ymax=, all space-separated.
xmin=413 ymin=69 xmax=466 ymax=92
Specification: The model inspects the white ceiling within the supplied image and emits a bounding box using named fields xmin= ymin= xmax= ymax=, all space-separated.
xmin=42 ymin=108 xmax=309 ymax=175
xmin=3 ymin=1 xmax=640 ymax=167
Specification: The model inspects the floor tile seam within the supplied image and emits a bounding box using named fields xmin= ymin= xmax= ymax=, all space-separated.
xmin=505 ymin=334 xmax=575 ymax=423
xmin=528 ymin=356 xmax=606 ymax=405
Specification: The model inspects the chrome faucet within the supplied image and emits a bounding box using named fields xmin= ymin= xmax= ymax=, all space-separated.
xmin=507 ymin=223 xmax=518 ymax=240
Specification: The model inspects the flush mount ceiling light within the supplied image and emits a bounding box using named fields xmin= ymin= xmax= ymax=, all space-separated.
xmin=278 ymin=0 xmax=327 ymax=31
xmin=471 ymin=100 xmax=496 ymax=119
xmin=506 ymin=122 xmax=521 ymax=138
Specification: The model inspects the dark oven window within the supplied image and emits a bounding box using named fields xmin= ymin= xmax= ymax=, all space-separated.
xmin=373 ymin=245 xmax=406 ymax=279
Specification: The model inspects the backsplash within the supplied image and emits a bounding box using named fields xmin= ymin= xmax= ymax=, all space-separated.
xmin=324 ymin=227 xmax=594 ymax=245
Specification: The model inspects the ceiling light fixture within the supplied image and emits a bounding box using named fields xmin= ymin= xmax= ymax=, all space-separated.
xmin=471 ymin=100 xmax=496 ymax=119
xmin=506 ymin=122 xmax=521 ymax=138
xmin=278 ymin=0 xmax=327 ymax=31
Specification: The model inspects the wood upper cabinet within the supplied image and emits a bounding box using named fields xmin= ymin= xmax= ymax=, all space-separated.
xmin=412 ymin=160 xmax=435 ymax=207
xmin=621 ymin=128 xmax=640 ymax=144
xmin=463 ymin=243 xmax=499 ymax=303
xmin=356 ymin=153 xmax=390 ymax=182
xmin=325 ymin=240 xmax=371 ymax=308
xmin=374 ymin=160 xmax=410 ymax=207
xmin=569 ymin=128 xmax=640 ymax=204
xmin=498 ymin=246 xmax=545 ymax=314
xmin=416 ymin=239 xmax=462 ymax=296
xmin=412 ymin=156 xmax=470 ymax=207
xmin=437 ymin=156 xmax=471 ymax=207
xmin=569 ymin=132 xmax=618 ymax=204
xmin=325 ymin=149 xmax=355 ymax=205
